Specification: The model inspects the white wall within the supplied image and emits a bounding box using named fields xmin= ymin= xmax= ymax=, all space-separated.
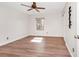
xmin=0 ymin=3 xmax=29 ymax=46
xmin=29 ymin=13 xmax=64 ymax=37
xmin=77 ymin=3 xmax=79 ymax=35
xmin=77 ymin=3 xmax=79 ymax=57
xmin=63 ymin=2 xmax=77 ymax=56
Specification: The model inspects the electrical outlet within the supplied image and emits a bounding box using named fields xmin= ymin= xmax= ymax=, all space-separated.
xmin=72 ymin=48 xmax=75 ymax=52
xmin=6 ymin=37 xmax=9 ymax=40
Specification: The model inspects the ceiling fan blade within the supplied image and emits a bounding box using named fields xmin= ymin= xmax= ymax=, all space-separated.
xmin=35 ymin=9 xmax=40 ymax=12
xmin=21 ymin=4 xmax=31 ymax=7
xmin=37 ymin=7 xmax=45 ymax=9
xmin=27 ymin=9 xmax=33 ymax=11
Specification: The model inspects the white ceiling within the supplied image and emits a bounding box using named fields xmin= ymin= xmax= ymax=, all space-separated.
xmin=0 ymin=2 xmax=66 ymax=16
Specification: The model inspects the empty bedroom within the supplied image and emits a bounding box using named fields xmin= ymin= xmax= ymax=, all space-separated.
xmin=0 ymin=2 xmax=77 ymax=57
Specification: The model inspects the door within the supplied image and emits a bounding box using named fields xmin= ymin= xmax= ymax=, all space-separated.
xmin=64 ymin=2 xmax=77 ymax=57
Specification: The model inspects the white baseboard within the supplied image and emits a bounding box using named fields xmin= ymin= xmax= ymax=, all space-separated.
xmin=65 ymin=42 xmax=74 ymax=57
xmin=0 ymin=35 xmax=29 ymax=46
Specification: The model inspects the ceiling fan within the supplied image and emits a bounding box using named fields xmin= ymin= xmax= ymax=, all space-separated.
xmin=21 ymin=2 xmax=45 ymax=12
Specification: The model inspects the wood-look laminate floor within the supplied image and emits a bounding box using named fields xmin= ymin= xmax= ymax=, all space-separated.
xmin=0 ymin=36 xmax=71 ymax=57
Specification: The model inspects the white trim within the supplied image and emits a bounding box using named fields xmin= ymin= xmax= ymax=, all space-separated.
xmin=65 ymin=42 xmax=74 ymax=57
xmin=0 ymin=35 xmax=29 ymax=46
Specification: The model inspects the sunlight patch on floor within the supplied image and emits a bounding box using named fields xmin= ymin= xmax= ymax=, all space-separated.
xmin=31 ymin=37 xmax=43 ymax=43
